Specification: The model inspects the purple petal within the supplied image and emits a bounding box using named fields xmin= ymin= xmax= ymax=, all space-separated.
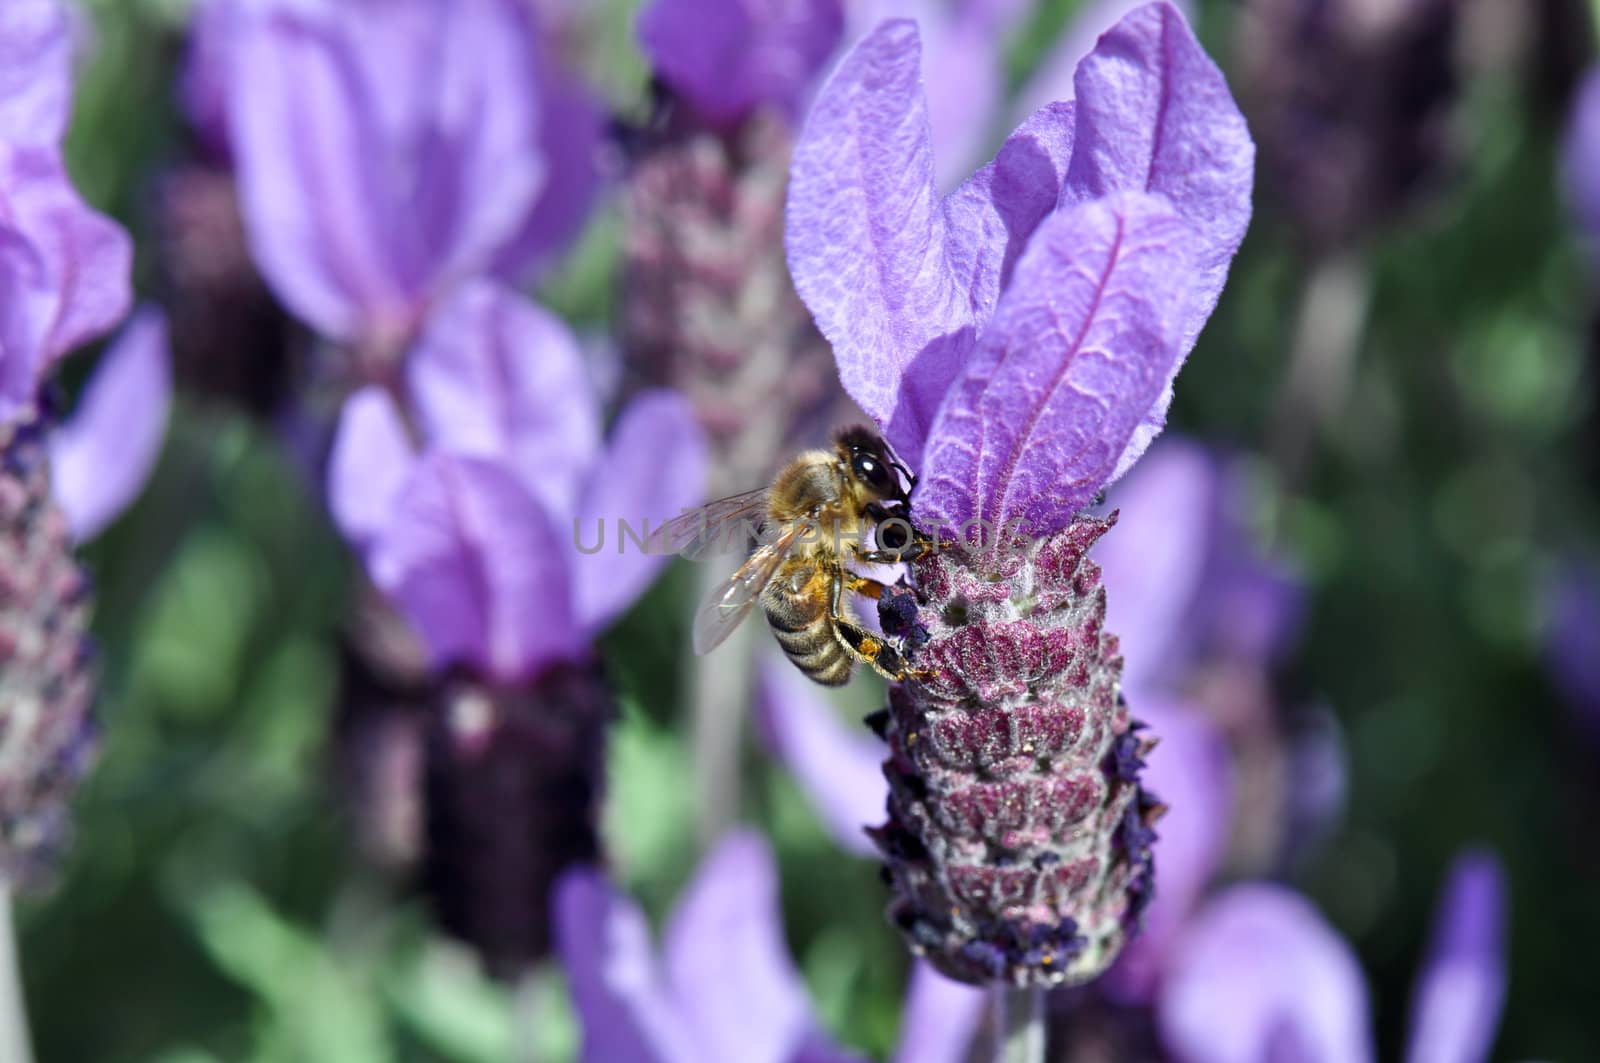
xmin=1563 ymin=68 xmax=1600 ymax=255
xmin=916 ymin=190 xmax=1197 ymax=537
xmin=406 ymin=280 xmax=599 ymax=515
xmin=1062 ymin=1 xmax=1254 ymax=483
xmin=490 ymin=61 xmax=604 ymax=280
xmin=1012 ymin=0 xmax=1195 ymax=122
xmin=326 ymin=386 xmax=418 ymax=550
xmin=48 ymin=307 xmax=172 ymax=542
xmin=639 ymin=0 xmax=844 ymax=127
xmin=1158 ymin=885 xmax=1374 ymax=1063
xmin=227 ymin=0 xmax=408 ymax=341
xmin=0 ymin=0 xmax=71 ymax=146
xmin=226 ymin=0 xmax=546 ymax=344
xmin=570 ymin=390 xmax=708 ymax=635
xmin=181 ymin=0 xmax=234 ymax=160
xmin=1102 ymin=697 xmax=1232 ymax=1002
xmin=785 ymin=18 xmax=971 ymax=455
xmin=940 ymin=100 xmax=1077 ymax=340
xmin=0 ymin=149 xmax=134 ymax=419
xmin=554 ymin=868 xmax=698 ymax=1063
xmin=754 ymin=654 xmax=885 ymax=858
xmin=862 ymin=0 xmax=1005 ymax=191
xmin=890 ymin=962 xmax=986 ymax=1063
xmin=371 ymin=454 xmax=583 ymax=681
xmin=1403 ymin=851 xmax=1507 ymax=1063
xmin=1544 ymin=560 xmax=1600 ymax=733
xmin=663 ymin=830 xmax=816 ymax=1063
xmin=1093 ymin=438 xmax=1216 ymax=693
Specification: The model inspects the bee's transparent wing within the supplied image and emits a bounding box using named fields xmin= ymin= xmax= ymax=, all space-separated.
xmin=692 ymin=522 xmax=804 ymax=655
xmin=646 ymin=488 xmax=771 ymax=562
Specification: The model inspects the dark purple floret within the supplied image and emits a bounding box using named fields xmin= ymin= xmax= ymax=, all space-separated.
xmin=878 ymin=581 xmax=929 ymax=647
xmin=422 ymin=661 xmax=612 ymax=979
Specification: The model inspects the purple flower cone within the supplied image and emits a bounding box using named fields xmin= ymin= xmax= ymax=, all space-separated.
xmin=784 ymin=2 xmax=1253 ymax=986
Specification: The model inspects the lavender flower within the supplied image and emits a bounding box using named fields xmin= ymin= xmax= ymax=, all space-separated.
xmin=639 ymin=0 xmax=844 ymax=129
xmin=1 ymin=0 xmax=133 ymax=425
xmin=1159 ymin=852 xmax=1507 ymax=1063
xmin=1543 ymin=559 xmax=1600 ymax=736
xmin=210 ymin=0 xmax=602 ymax=350
xmin=3 ymin=0 xmax=164 ymax=888
xmin=328 ymin=280 xmax=706 ymax=973
xmin=1236 ymin=0 xmax=1460 ymax=251
xmin=1562 ymin=68 xmax=1600 ymax=261
xmin=784 ymin=2 xmax=1252 ymax=986
xmin=555 ymin=828 xmax=987 ymax=1063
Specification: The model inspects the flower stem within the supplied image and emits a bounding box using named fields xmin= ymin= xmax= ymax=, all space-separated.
xmin=992 ymin=985 xmax=1046 ymax=1063
xmin=1269 ymin=249 xmax=1373 ymax=487
xmin=0 ymin=886 xmax=36 ymax=1063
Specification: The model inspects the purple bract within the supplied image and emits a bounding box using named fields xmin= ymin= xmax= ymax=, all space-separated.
xmin=787 ymin=1 xmax=1253 ymax=535
xmin=210 ymin=0 xmax=602 ymax=348
xmin=328 ymin=280 xmax=707 ymax=683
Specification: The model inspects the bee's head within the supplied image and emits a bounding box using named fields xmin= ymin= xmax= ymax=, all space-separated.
xmin=835 ymin=426 xmax=913 ymax=505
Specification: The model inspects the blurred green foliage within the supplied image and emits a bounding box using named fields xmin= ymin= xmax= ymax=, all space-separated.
xmin=16 ymin=0 xmax=1600 ymax=1060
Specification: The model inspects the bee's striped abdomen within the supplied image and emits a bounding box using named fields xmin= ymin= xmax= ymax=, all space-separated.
xmin=763 ymin=560 xmax=852 ymax=686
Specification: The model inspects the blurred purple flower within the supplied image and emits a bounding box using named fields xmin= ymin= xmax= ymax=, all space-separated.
xmin=786 ymin=3 xmax=1254 ymax=533
xmin=1 ymin=0 xmax=134 ymax=425
xmin=328 ymin=280 xmax=707 ymax=682
xmin=1094 ymin=438 xmax=1304 ymax=696
xmin=1159 ymin=851 xmax=1507 ymax=1063
xmin=1567 ymin=69 xmax=1600 ymax=261
xmin=209 ymin=0 xmax=602 ymax=347
xmin=555 ymin=828 xmax=986 ymax=1063
xmin=1543 ymin=559 xmax=1600 ymax=732
xmin=639 ymin=0 xmax=844 ymax=128
xmin=1012 ymin=0 xmax=1194 ymax=124
xmin=49 ymin=308 xmax=173 ymax=541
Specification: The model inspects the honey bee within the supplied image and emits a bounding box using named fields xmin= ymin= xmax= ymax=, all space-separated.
xmin=651 ymin=427 xmax=939 ymax=685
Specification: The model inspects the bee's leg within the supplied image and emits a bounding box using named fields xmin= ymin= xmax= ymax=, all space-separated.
xmin=831 ymin=573 xmax=932 ymax=682
xmin=852 ymin=537 xmax=946 ymax=566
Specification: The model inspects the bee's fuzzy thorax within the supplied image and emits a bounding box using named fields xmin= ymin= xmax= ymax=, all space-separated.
xmin=873 ymin=513 xmax=1160 ymax=987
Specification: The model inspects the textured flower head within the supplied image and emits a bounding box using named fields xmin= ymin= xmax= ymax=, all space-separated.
xmin=1 ymin=0 xmax=134 ymax=426
xmin=329 ymin=280 xmax=707 ymax=683
xmin=209 ymin=0 xmax=602 ymax=346
xmin=787 ymin=2 xmax=1253 ymax=537
xmin=555 ymin=828 xmax=987 ymax=1063
xmin=638 ymin=0 xmax=844 ymax=129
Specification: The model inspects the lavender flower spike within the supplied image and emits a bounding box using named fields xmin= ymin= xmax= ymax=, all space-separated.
xmin=786 ymin=3 xmax=1252 ymax=986
xmin=3 ymin=0 xmax=140 ymax=887
xmin=328 ymin=281 xmax=706 ymax=974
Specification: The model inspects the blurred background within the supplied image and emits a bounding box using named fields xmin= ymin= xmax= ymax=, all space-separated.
xmin=14 ymin=0 xmax=1600 ymax=1059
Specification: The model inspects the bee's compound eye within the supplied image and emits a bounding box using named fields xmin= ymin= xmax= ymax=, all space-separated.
xmin=852 ymin=453 xmax=893 ymax=493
